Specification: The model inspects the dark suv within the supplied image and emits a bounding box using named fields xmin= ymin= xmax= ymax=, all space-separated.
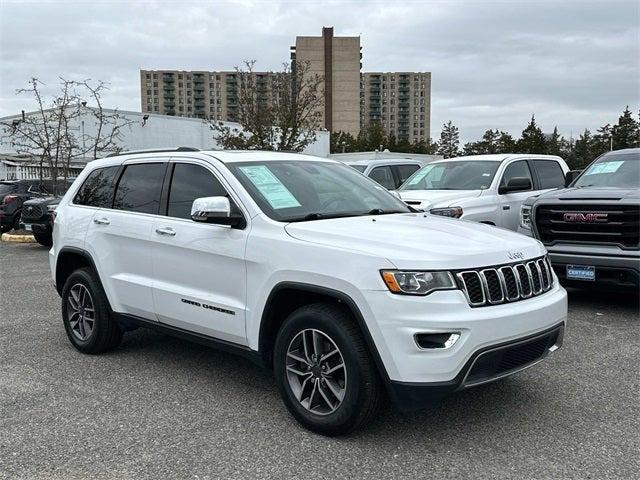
xmin=20 ymin=179 xmax=75 ymax=246
xmin=0 ymin=179 xmax=57 ymax=233
xmin=519 ymin=148 xmax=639 ymax=290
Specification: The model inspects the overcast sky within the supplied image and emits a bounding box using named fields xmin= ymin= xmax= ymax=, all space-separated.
xmin=1 ymin=0 xmax=638 ymax=142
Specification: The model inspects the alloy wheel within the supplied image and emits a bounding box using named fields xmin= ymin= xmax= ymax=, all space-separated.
xmin=67 ymin=283 xmax=95 ymax=341
xmin=286 ymin=329 xmax=347 ymax=416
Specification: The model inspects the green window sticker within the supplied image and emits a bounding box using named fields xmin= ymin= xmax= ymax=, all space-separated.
xmin=239 ymin=165 xmax=302 ymax=209
xmin=407 ymin=165 xmax=434 ymax=186
xmin=586 ymin=161 xmax=623 ymax=175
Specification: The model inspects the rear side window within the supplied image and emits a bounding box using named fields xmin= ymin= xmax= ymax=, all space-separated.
xmin=113 ymin=163 xmax=166 ymax=214
xmin=532 ymin=160 xmax=565 ymax=189
xmin=167 ymin=163 xmax=228 ymax=219
xmin=369 ymin=166 xmax=395 ymax=189
xmin=394 ymin=164 xmax=420 ymax=186
xmin=74 ymin=166 xmax=120 ymax=207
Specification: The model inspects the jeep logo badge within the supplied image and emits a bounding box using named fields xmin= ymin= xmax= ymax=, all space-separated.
xmin=508 ymin=250 xmax=525 ymax=261
xmin=563 ymin=212 xmax=608 ymax=223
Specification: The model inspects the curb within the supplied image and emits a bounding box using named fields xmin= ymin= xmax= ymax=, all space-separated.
xmin=1 ymin=232 xmax=36 ymax=243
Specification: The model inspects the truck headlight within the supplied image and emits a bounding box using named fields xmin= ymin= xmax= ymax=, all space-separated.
xmin=520 ymin=205 xmax=532 ymax=229
xmin=381 ymin=270 xmax=457 ymax=296
xmin=430 ymin=207 xmax=463 ymax=218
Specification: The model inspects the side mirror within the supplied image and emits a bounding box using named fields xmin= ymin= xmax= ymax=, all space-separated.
xmin=499 ymin=177 xmax=532 ymax=194
xmin=564 ymin=170 xmax=582 ymax=187
xmin=191 ymin=196 xmax=245 ymax=228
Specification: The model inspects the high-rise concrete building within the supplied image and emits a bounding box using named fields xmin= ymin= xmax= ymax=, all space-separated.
xmin=290 ymin=27 xmax=361 ymax=136
xmin=361 ymin=72 xmax=431 ymax=144
xmin=140 ymin=70 xmax=274 ymax=122
xmin=140 ymin=27 xmax=432 ymax=142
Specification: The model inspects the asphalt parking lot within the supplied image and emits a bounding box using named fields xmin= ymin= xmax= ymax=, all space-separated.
xmin=1 ymin=242 xmax=638 ymax=480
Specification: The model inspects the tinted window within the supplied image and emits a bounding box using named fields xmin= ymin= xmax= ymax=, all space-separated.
xmin=532 ymin=160 xmax=564 ymax=189
xmin=113 ymin=163 xmax=165 ymax=214
xmin=500 ymin=160 xmax=533 ymax=191
xmin=369 ymin=166 xmax=396 ymax=189
xmin=349 ymin=165 xmax=367 ymax=173
xmin=0 ymin=183 xmax=16 ymax=196
xmin=395 ymin=164 xmax=420 ymax=186
xmin=167 ymin=163 xmax=228 ymax=219
xmin=74 ymin=166 xmax=120 ymax=207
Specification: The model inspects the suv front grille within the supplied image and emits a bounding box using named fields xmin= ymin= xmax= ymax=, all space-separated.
xmin=535 ymin=204 xmax=640 ymax=249
xmin=455 ymin=256 xmax=553 ymax=307
xmin=22 ymin=203 xmax=46 ymax=221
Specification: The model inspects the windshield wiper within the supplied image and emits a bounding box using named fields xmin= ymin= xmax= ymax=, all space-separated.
xmin=287 ymin=212 xmax=363 ymax=222
xmin=366 ymin=208 xmax=406 ymax=215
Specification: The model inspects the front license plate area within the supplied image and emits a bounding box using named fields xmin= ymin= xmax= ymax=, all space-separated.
xmin=566 ymin=265 xmax=595 ymax=281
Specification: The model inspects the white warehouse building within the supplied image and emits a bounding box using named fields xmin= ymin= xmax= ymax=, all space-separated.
xmin=0 ymin=107 xmax=330 ymax=180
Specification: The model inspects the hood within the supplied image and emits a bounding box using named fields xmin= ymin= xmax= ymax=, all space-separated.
xmin=536 ymin=187 xmax=639 ymax=201
xmin=399 ymin=190 xmax=482 ymax=209
xmin=285 ymin=213 xmax=545 ymax=270
xmin=23 ymin=196 xmax=60 ymax=206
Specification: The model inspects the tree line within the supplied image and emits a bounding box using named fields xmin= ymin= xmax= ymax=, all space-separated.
xmin=331 ymin=107 xmax=640 ymax=169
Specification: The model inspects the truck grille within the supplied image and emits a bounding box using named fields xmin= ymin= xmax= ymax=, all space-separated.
xmin=534 ymin=204 xmax=640 ymax=249
xmin=455 ymin=256 xmax=553 ymax=307
xmin=21 ymin=203 xmax=46 ymax=221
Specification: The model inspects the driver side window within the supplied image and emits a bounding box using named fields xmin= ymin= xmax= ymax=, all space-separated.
xmin=500 ymin=161 xmax=533 ymax=191
xmin=167 ymin=163 xmax=229 ymax=219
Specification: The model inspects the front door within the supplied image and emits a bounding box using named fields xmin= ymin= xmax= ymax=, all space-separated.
xmin=150 ymin=161 xmax=248 ymax=345
xmin=498 ymin=160 xmax=535 ymax=230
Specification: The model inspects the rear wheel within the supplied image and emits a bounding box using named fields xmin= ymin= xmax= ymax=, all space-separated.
xmin=274 ymin=303 xmax=382 ymax=436
xmin=33 ymin=229 xmax=53 ymax=247
xmin=61 ymin=268 xmax=122 ymax=354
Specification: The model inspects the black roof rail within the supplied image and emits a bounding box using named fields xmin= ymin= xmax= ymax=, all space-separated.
xmin=106 ymin=147 xmax=200 ymax=158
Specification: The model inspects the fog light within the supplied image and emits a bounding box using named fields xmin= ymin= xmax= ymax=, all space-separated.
xmin=415 ymin=332 xmax=460 ymax=350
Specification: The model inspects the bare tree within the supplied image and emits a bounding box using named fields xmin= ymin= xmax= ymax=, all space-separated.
xmin=1 ymin=77 xmax=133 ymax=191
xmin=210 ymin=60 xmax=323 ymax=152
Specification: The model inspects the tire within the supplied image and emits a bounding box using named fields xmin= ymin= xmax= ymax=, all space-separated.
xmin=61 ymin=267 xmax=123 ymax=354
xmin=33 ymin=229 xmax=53 ymax=247
xmin=273 ymin=303 xmax=382 ymax=436
xmin=12 ymin=214 xmax=20 ymax=232
xmin=0 ymin=224 xmax=10 ymax=233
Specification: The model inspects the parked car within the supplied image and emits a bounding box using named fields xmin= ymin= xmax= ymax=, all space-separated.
xmin=0 ymin=179 xmax=56 ymax=233
xmin=346 ymin=158 xmax=426 ymax=190
xmin=50 ymin=148 xmax=567 ymax=436
xmin=398 ymin=154 xmax=569 ymax=231
xmin=20 ymin=179 xmax=75 ymax=246
xmin=519 ymin=148 xmax=639 ymax=290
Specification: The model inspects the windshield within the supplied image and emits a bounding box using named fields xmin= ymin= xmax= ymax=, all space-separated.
xmin=573 ymin=151 xmax=640 ymax=188
xmin=227 ymin=160 xmax=411 ymax=222
xmin=400 ymin=161 xmax=500 ymax=191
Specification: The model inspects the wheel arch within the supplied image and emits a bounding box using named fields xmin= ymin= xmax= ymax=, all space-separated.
xmin=55 ymin=247 xmax=101 ymax=296
xmin=258 ymin=282 xmax=390 ymax=382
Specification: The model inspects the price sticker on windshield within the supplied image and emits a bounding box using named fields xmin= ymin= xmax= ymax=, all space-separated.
xmin=239 ymin=165 xmax=302 ymax=209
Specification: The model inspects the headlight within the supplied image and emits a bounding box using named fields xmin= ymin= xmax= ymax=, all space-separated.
xmin=381 ymin=270 xmax=457 ymax=296
xmin=520 ymin=205 xmax=532 ymax=229
xmin=430 ymin=206 xmax=463 ymax=218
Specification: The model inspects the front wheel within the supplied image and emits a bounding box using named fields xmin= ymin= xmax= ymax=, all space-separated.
xmin=33 ymin=229 xmax=53 ymax=247
xmin=273 ymin=303 xmax=382 ymax=436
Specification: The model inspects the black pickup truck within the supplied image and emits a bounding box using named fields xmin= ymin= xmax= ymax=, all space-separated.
xmin=519 ymin=148 xmax=639 ymax=290
xmin=20 ymin=179 xmax=75 ymax=246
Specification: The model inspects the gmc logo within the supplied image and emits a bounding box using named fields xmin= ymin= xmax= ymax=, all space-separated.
xmin=563 ymin=212 xmax=608 ymax=223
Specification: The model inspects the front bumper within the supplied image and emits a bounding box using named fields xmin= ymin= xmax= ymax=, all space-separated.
xmin=547 ymin=250 xmax=640 ymax=289
xmin=360 ymin=282 xmax=567 ymax=408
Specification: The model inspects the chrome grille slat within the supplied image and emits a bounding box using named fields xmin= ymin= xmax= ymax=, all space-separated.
xmin=456 ymin=256 xmax=553 ymax=307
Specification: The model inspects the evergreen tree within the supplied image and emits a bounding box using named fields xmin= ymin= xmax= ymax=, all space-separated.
xmin=357 ymin=121 xmax=387 ymax=151
xmin=567 ymin=129 xmax=594 ymax=169
xmin=611 ymin=106 xmax=640 ymax=149
xmin=437 ymin=121 xmax=460 ymax=158
xmin=546 ymin=126 xmax=562 ymax=156
xmin=517 ymin=115 xmax=547 ymax=153
xmin=592 ymin=123 xmax=612 ymax=158
xmin=496 ymin=131 xmax=517 ymax=153
xmin=330 ymin=131 xmax=358 ymax=153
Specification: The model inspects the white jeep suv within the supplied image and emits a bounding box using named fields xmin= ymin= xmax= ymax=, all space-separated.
xmin=50 ymin=148 xmax=567 ymax=435
xmin=399 ymin=154 xmax=569 ymax=230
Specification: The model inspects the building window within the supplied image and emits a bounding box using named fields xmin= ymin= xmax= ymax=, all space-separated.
xmin=145 ymin=74 xmax=150 ymax=79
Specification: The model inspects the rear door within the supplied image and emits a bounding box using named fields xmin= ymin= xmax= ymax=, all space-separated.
xmin=150 ymin=160 xmax=249 ymax=345
xmin=86 ymin=160 xmax=167 ymax=320
xmin=498 ymin=160 xmax=535 ymax=230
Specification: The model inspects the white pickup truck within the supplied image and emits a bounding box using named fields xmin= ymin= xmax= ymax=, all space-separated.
xmin=398 ymin=154 xmax=569 ymax=231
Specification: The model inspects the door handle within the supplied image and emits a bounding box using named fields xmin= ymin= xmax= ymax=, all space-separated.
xmin=502 ymin=205 xmax=510 ymax=211
xmin=93 ymin=217 xmax=110 ymax=225
xmin=155 ymin=227 xmax=176 ymax=236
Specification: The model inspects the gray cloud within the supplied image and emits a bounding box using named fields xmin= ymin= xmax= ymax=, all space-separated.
xmin=1 ymin=0 xmax=638 ymax=143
